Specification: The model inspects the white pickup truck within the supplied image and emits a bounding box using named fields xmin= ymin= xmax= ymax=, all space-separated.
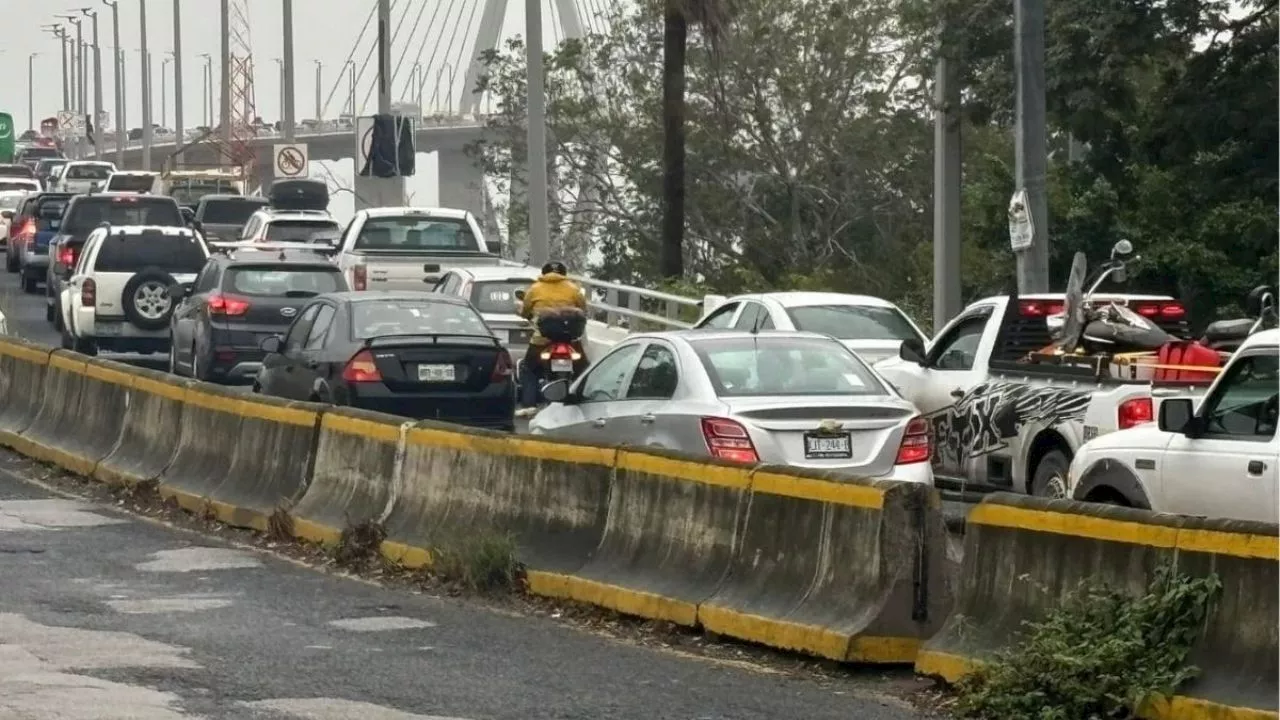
xmin=334 ymin=207 xmax=512 ymax=292
xmin=875 ymin=293 xmax=1213 ymax=500
xmin=1066 ymin=329 xmax=1278 ymax=520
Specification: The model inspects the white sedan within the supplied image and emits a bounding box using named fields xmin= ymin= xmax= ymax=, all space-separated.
xmin=693 ymin=291 xmax=928 ymax=364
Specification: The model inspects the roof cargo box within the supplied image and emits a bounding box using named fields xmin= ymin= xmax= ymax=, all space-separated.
xmin=269 ymin=178 xmax=329 ymax=212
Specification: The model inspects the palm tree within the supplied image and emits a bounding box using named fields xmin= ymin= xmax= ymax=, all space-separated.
xmin=660 ymin=0 xmax=727 ymax=280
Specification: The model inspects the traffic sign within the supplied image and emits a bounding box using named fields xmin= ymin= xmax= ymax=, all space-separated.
xmin=273 ymin=143 xmax=309 ymax=178
xmin=57 ymin=111 xmax=85 ymax=139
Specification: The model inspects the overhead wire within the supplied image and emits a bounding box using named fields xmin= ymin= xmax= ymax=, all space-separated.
xmin=415 ymin=0 xmax=467 ymax=111
xmin=388 ymin=0 xmax=433 ymax=102
xmin=434 ymin=0 xmax=484 ymax=111
xmin=397 ymin=0 xmax=451 ymax=103
xmin=320 ymin=0 xmax=377 ymax=118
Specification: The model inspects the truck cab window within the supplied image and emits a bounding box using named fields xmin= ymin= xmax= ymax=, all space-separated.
xmin=930 ymin=316 xmax=988 ymax=371
xmin=1201 ymin=353 xmax=1279 ymax=439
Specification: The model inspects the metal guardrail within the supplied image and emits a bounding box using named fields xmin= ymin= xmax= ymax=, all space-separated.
xmin=112 ymin=114 xmax=493 ymax=151
xmin=573 ymin=275 xmax=702 ymax=332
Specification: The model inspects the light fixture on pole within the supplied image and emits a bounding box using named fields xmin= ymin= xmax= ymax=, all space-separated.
xmin=80 ymin=7 xmax=103 ymax=159
xmin=102 ymin=0 xmax=124 ymax=165
xmin=27 ymin=53 xmax=39 ymax=132
xmin=162 ymin=55 xmax=172 ymax=128
xmin=199 ymin=53 xmax=212 ymax=127
xmin=139 ymin=0 xmax=152 ymax=171
xmin=313 ymin=60 xmax=322 ymax=122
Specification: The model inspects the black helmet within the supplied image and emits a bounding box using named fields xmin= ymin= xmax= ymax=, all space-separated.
xmin=541 ymin=261 xmax=568 ymax=276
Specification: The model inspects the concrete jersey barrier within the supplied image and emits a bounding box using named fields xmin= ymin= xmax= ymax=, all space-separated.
xmin=916 ymin=493 xmax=1279 ymax=720
xmin=0 ymin=338 xmax=53 ymax=444
xmin=95 ymin=367 xmax=192 ymax=487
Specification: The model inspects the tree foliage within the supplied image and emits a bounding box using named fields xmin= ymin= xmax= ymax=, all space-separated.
xmin=469 ymin=0 xmax=1276 ymax=329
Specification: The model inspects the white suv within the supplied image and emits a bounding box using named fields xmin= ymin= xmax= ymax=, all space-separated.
xmin=58 ymin=225 xmax=209 ymax=356
xmin=237 ymin=208 xmax=341 ymax=246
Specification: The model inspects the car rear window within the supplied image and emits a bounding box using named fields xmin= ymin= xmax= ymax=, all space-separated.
xmin=353 ymin=216 xmax=477 ymax=252
xmin=785 ymin=304 xmax=923 ymax=343
xmin=265 ymin=219 xmax=341 ymax=243
xmin=0 ymin=165 xmax=34 ymax=178
xmin=17 ymin=147 xmax=59 ymax=160
xmin=66 ymin=164 xmax=114 ymax=180
xmin=226 ymin=266 xmax=343 ymax=297
xmin=0 ymin=181 xmax=37 ymax=193
xmin=170 ymin=179 xmax=238 ymax=206
xmin=469 ymin=280 xmax=532 ymax=314
xmin=201 ymin=199 xmax=268 ymax=225
xmin=36 ymin=160 xmax=67 ymax=174
xmin=93 ymin=232 xmax=208 ymax=273
xmin=105 ymin=174 xmax=156 ymax=192
xmin=34 ymin=198 xmax=69 ymax=230
xmin=691 ymin=336 xmax=887 ymax=397
xmin=351 ymin=300 xmax=489 ymax=340
xmin=64 ymin=197 xmax=183 ymax=233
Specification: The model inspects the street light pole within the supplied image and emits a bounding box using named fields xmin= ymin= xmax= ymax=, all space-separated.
xmin=103 ymin=1 xmax=124 ymax=165
xmin=524 ymin=0 xmax=551 ymax=265
xmin=27 ymin=54 xmax=38 ymax=131
xmin=313 ymin=60 xmax=322 ymax=122
xmin=281 ymin=0 xmax=296 ymax=142
xmin=200 ymin=53 xmax=212 ymax=127
xmin=161 ymin=56 xmax=170 ymax=128
xmin=82 ymin=8 xmax=103 ymax=159
xmin=273 ymin=58 xmax=284 ymax=132
xmin=172 ymin=0 xmax=184 ymax=165
xmin=1014 ymin=0 xmax=1050 ymax=293
xmin=139 ymin=0 xmax=152 ymax=170
xmin=46 ymin=26 xmax=69 ymax=112
xmin=219 ymin=0 xmax=230 ymax=146
xmin=345 ymin=60 xmax=356 ymax=118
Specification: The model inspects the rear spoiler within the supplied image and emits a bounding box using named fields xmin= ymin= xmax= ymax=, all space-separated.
xmin=207 ymin=241 xmax=338 ymax=257
xmin=363 ymin=333 xmax=500 ymax=349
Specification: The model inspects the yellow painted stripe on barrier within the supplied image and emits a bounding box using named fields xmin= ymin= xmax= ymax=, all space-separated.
xmin=750 ymin=471 xmax=884 ymax=510
xmin=914 ymin=649 xmax=976 ymax=683
xmin=615 ymin=450 xmax=751 ymax=490
xmin=524 ymin=571 xmax=699 ymax=627
xmin=49 ymin=353 xmax=85 ymax=372
xmin=406 ymin=426 xmax=616 ymax=467
xmin=82 ymin=362 xmax=136 ymax=387
xmin=969 ymin=503 xmax=1180 ymax=550
xmin=1176 ymin=526 xmax=1279 ymax=561
xmin=381 ymin=539 xmax=432 ymax=570
xmin=698 ymin=604 xmax=851 ymax=661
xmin=323 ymin=412 xmax=401 ymax=443
xmin=183 ymin=389 xmax=314 ymax=427
xmin=131 ymin=374 xmax=187 ymax=402
xmin=0 ymin=342 xmax=50 ymax=364
xmin=848 ymin=636 xmax=921 ymax=664
xmin=291 ymin=516 xmax=344 ymax=546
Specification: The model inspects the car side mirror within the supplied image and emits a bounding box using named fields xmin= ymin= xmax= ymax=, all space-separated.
xmin=259 ymin=335 xmax=283 ymax=354
xmin=899 ymin=338 xmax=927 ymax=365
xmin=541 ymin=378 xmax=571 ymax=404
xmin=1158 ymin=397 xmax=1197 ymax=436
xmin=0 ymin=211 xmax=13 ymax=220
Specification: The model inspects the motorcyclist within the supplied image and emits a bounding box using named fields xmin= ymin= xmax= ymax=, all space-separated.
xmin=516 ymin=261 xmax=588 ymax=414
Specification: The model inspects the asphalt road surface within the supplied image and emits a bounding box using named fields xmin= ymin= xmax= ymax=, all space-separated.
xmin=0 ymin=453 xmax=932 ymax=719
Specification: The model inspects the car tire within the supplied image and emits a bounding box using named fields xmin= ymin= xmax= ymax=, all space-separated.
xmin=122 ymin=268 xmax=179 ymax=331
xmin=1030 ymin=449 xmax=1071 ymax=499
xmin=74 ymin=337 xmax=97 ymax=356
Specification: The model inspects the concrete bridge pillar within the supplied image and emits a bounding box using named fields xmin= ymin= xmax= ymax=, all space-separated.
xmin=438 ymin=149 xmax=485 ymax=220
xmin=353 ymin=175 xmax=406 ymax=210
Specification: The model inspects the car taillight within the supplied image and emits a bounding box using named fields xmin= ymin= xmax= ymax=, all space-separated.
xmin=81 ymin=278 xmax=96 ymax=307
xmin=15 ymin=219 xmax=34 ymax=239
xmin=342 ymin=349 xmax=382 ymax=383
xmin=895 ymin=416 xmax=931 ymax=465
xmin=700 ymin=417 xmax=759 ymax=464
xmin=1118 ymin=397 xmax=1153 ymax=429
xmin=540 ymin=342 xmax=582 ymax=361
xmin=491 ymin=349 xmax=514 ymax=382
xmin=207 ymin=292 xmax=250 ymax=316
xmin=57 ymin=246 xmax=75 ymax=267
xmin=1131 ymin=301 xmax=1186 ymax=319
xmin=1019 ymin=300 xmax=1066 ymax=317
xmin=352 ymin=264 xmax=367 ymax=291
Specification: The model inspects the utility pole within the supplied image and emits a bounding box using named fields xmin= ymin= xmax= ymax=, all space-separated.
xmin=274 ymin=59 xmax=284 ymax=130
xmin=1014 ymin=0 xmax=1049 ymax=293
xmin=57 ymin=15 xmax=84 ymax=157
xmin=82 ymin=8 xmax=103 ymax=160
xmin=27 ymin=54 xmax=38 ymax=131
xmin=162 ymin=57 xmax=170 ymax=127
xmin=46 ymin=26 xmax=69 ymax=113
xmin=103 ymin=0 xmax=124 ymax=166
xmin=524 ymin=0 xmax=550 ymax=266
xmin=200 ymin=53 xmax=212 ymax=127
xmin=282 ymin=0 xmax=296 ymax=142
xmin=313 ymin=60 xmax=322 ymax=121
xmin=932 ymin=43 xmax=962 ymax=329
xmin=140 ymin=0 xmax=152 ymax=170
xmin=219 ymin=0 xmax=231 ymax=146
xmin=345 ymin=60 xmax=356 ymax=119
xmin=172 ymin=0 xmax=184 ymax=166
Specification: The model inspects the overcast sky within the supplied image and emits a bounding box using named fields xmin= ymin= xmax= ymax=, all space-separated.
xmin=1 ymin=0 xmax=593 ymax=131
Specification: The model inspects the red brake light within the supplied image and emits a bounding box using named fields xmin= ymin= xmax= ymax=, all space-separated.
xmin=207 ymin=292 xmax=250 ymax=316
xmin=80 ymin=278 xmax=96 ymax=307
xmin=1019 ymin=300 xmax=1065 ymax=317
xmin=1159 ymin=302 xmax=1185 ymax=318
xmin=57 ymin=246 xmax=75 ymax=267
xmin=491 ymin=350 xmax=514 ymax=382
xmin=16 ymin=219 xmax=35 ymax=240
xmin=896 ymin=416 xmax=931 ymax=465
xmin=352 ymin=264 xmax=367 ymax=291
xmin=1118 ymin=397 xmax=1154 ymax=430
xmin=342 ymin=349 xmax=382 ymax=383
xmin=700 ymin=417 xmax=759 ymax=464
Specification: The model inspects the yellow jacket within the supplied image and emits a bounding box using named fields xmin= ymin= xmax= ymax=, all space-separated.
xmin=519 ymin=272 xmax=588 ymax=345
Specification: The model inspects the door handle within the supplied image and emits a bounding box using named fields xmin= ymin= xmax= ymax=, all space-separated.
xmin=950 ymin=388 xmax=966 ymax=399
xmin=591 ymin=418 xmax=607 ymax=428
xmin=1248 ymin=460 xmax=1267 ymax=475
xmin=640 ymin=413 xmax=656 ymax=424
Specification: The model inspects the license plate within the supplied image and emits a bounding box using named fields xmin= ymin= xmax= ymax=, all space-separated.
xmin=95 ymin=322 xmax=122 ymax=336
xmin=804 ymin=432 xmax=852 ymax=459
xmin=509 ymin=329 xmax=531 ymax=344
xmin=417 ymin=364 xmax=455 ymax=382
xmin=550 ymin=358 xmax=573 ymax=373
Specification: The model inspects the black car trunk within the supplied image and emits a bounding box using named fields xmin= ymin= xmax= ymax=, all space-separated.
xmin=365 ymin=335 xmax=504 ymax=392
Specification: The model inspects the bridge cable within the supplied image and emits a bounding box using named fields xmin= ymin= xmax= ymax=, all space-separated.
xmin=388 ymin=0 xmax=434 ymax=105
xmin=345 ymin=0 xmax=392 ymax=117
xmin=397 ymin=0 xmax=450 ymax=104
xmin=320 ymin=0 xmax=377 ymax=118
xmin=359 ymin=0 xmax=415 ymax=111
xmin=414 ymin=0 xmax=467 ymax=111
xmin=433 ymin=0 xmax=485 ymax=111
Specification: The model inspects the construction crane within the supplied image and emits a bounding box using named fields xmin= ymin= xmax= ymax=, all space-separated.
xmin=183 ymin=0 xmax=257 ymax=182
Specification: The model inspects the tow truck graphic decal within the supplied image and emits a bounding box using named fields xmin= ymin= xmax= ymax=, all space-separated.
xmin=927 ymin=381 xmax=1091 ymax=468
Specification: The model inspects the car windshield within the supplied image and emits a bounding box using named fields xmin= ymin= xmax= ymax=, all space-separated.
xmin=170 ymin=179 xmax=237 ymax=206
xmin=0 ymin=195 xmax=26 ymax=210
xmin=17 ymin=147 xmax=59 ymax=160
xmin=0 ymin=165 xmax=34 ymax=178
xmin=265 ymin=219 xmax=341 ymax=243
xmin=227 ymin=266 xmax=343 ymax=297
xmin=353 ymin=215 xmax=477 ymax=253
xmin=36 ymin=160 xmax=67 ymax=173
xmin=351 ymin=300 xmax=490 ymax=340
xmin=66 ymin=164 xmax=114 ymax=180
xmin=64 ymin=197 xmax=184 ymax=233
xmin=201 ymin=199 xmax=267 ymax=225
xmin=35 ymin=199 xmax=69 ymax=230
xmin=785 ymin=304 xmax=922 ymax=342
xmin=691 ymin=336 xmax=887 ymax=397
xmin=0 ymin=181 xmax=36 ymax=193
xmin=469 ymin=280 xmax=533 ymax=314
xmin=106 ymin=174 xmax=156 ymax=192
xmin=93 ymin=232 xmax=208 ymax=273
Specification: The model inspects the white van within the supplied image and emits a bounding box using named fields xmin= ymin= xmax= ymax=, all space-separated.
xmin=57 ymin=161 xmax=118 ymax=194
xmin=103 ymin=170 xmax=160 ymax=194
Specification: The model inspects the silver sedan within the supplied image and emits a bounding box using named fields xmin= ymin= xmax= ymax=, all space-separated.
xmin=531 ymin=330 xmax=934 ymax=484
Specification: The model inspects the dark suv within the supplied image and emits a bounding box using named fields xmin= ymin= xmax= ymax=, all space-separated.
xmin=167 ymin=246 xmax=348 ymax=383
xmin=46 ymin=193 xmax=186 ymax=329
xmin=193 ymin=194 xmax=269 ymax=243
